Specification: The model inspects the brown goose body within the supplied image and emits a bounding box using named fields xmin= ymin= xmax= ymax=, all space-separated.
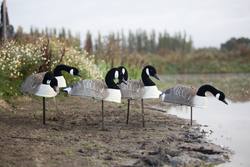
xmin=21 ymin=72 xmax=47 ymax=94
xmin=119 ymin=80 xmax=144 ymax=99
xmin=66 ymin=79 xmax=108 ymax=100
xmin=160 ymin=85 xmax=197 ymax=106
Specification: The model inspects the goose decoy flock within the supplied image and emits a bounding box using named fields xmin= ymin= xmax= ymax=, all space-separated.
xmin=20 ymin=63 xmax=228 ymax=128
xmin=160 ymin=84 xmax=228 ymax=125
xmin=119 ymin=65 xmax=161 ymax=127
xmin=21 ymin=64 xmax=80 ymax=124
xmin=64 ymin=67 xmax=125 ymax=130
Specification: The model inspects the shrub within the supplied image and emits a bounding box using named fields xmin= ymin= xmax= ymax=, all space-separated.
xmin=0 ymin=37 xmax=102 ymax=98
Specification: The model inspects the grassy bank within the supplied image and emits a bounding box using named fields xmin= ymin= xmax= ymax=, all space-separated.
xmin=142 ymin=50 xmax=250 ymax=74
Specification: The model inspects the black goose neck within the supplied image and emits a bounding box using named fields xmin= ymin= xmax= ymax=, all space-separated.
xmin=53 ymin=64 xmax=71 ymax=76
xmin=141 ymin=68 xmax=155 ymax=86
xmin=42 ymin=72 xmax=54 ymax=84
xmin=196 ymin=84 xmax=219 ymax=97
xmin=105 ymin=69 xmax=119 ymax=89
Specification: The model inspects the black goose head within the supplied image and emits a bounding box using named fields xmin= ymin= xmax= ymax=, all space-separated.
xmin=42 ymin=72 xmax=59 ymax=93
xmin=53 ymin=64 xmax=81 ymax=77
xmin=141 ymin=65 xmax=160 ymax=86
xmin=105 ymin=68 xmax=121 ymax=89
xmin=196 ymin=84 xmax=228 ymax=105
xmin=216 ymin=91 xmax=228 ymax=105
xmin=117 ymin=66 xmax=128 ymax=84
xmin=69 ymin=67 xmax=81 ymax=76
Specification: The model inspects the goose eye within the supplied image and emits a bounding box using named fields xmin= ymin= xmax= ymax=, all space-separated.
xmin=46 ymin=80 xmax=51 ymax=84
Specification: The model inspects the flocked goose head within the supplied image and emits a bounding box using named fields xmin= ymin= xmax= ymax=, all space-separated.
xmin=69 ymin=67 xmax=81 ymax=77
xmin=141 ymin=65 xmax=160 ymax=86
xmin=117 ymin=66 xmax=128 ymax=84
xmin=42 ymin=72 xmax=59 ymax=93
xmin=53 ymin=64 xmax=81 ymax=77
xmin=216 ymin=91 xmax=228 ymax=105
xmin=196 ymin=84 xmax=228 ymax=105
xmin=105 ymin=68 xmax=122 ymax=89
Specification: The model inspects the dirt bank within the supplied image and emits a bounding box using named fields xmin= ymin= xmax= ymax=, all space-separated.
xmin=0 ymin=96 xmax=230 ymax=167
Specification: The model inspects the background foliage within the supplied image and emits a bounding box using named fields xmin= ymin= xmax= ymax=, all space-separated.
xmin=1 ymin=26 xmax=250 ymax=98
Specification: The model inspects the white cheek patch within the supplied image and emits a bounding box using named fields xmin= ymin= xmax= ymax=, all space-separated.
xmin=46 ymin=80 xmax=51 ymax=84
xmin=114 ymin=71 xmax=119 ymax=79
xmin=216 ymin=93 xmax=220 ymax=99
xmin=122 ymin=68 xmax=125 ymax=74
xmin=70 ymin=69 xmax=74 ymax=75
xmin=146 ymin=68 xmax=150 ymax=76
xmin=160 ymin=93 xmax=165 ymax=101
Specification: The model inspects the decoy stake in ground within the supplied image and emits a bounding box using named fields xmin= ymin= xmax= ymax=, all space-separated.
xmin=21 ymin=72 xmax=59 ymax=124
xmin=119 ymin=65 xmax=161 ymax=127
xmin=52 ymin=64 xmax=81 ymax=113
xmin=64 ymin=68 xmax=125 ymax=130
xmin=21 ymin=64 xmax=80 ymax=124
xmin=160 ymin=84 xmax=228 ymax=125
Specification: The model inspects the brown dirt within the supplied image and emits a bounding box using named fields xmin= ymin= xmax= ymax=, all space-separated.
xmin=0 ymin=96 xmax=230 ymax=167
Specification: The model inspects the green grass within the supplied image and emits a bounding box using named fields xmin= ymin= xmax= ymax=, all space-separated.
xmin=148 ymin=53 xmax=250 ymax=74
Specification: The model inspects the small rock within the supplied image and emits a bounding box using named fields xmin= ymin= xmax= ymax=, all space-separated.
xmin=104 ymin=155 xmax=113 ymax=160
xmin=51 ymin=127 xmax=59 ymax=131
xmin=148 ymin=150 xmax=159 ymax=155
xmin=141 ymin=156 xmax=162 ymax=166
xmin=78 ymin=149 xmax=84 ymax=153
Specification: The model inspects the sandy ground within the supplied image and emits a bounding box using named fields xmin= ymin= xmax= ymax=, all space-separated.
xmin=0 ymin=96 xmax=230 ymax=167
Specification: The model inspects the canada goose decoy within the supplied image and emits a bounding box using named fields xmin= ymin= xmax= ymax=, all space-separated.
xmin=64 ymin=67 xmax=125 ymax=130
xmin=53 ymin=64 xmax=81 ymax=88
xmin=21 ymin=71 xmax=59 ymax=124
xmin=52 ymin=64 xmax=80 ymax=113
xmin=160 ymin=84 xmax=228 ymax=125
xmin=21 ymin=64 xmax=80 ymax=124
xmin=118 ymin=65 xmax=161 ymax=127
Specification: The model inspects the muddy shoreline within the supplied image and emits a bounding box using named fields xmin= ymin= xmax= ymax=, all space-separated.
xmin=0 ymin=96 xmax=230 ymax=166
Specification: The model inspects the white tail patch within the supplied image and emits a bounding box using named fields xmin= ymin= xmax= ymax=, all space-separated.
xmin=146 ymin=68 xmax=149 ymax=76
xmin=216 ymin=93 xmax=220 ymax=99
xmin=46 ymin=80 xmax=51 ymax=84
xmin=115 ymin=70 xmax=119 ymax=79
xmin=63 ymin=87 xmax=72 ymax=93
xmin=70 ymin=69 xmax=74 ymax=75
xmin=35 ymin=84 xmax=58 ymax=97
xmin=122 ymin=68 xmax=125 ymax=74
xmin=160 ymin=93 xmax=165 ymax=101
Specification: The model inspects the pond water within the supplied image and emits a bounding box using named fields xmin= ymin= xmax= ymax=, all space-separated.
xmin=166 ymin=98 xmax=250 ymax=166
xmin=160 ymin=73 xmax=250 ymax=167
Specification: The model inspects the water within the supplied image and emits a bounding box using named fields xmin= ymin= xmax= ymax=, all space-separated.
xmin=159 ymin=73 xmax=250 ymax=166
xmin=166 ymin=97 xmax=250 ymax=166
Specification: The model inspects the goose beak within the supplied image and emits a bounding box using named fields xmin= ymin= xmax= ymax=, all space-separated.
xmin=77 ymin=74 xmax=81 ymax=77
xmin=222 ymin=99 xmax=228 ymax=105
xmin=122 ymin=78 xmax=127 ymax=85
xmin=153 ymin=74 xmax=160 ymax=80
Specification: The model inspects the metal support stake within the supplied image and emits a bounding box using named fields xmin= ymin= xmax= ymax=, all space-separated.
xmin=190 ymin=106 xmax=193 ymax=126
xmin=126 ymin=99 xmax=130 ymax=124
xmin=43 ymin=97 xmax=46 ymax=125
xmin=101 ymin=100 xmax=104 ymax=130
xmin=141 ymin=99 xmax=145 ymax=127
xmin=53 ymin=97 xmax=58 ymax=113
